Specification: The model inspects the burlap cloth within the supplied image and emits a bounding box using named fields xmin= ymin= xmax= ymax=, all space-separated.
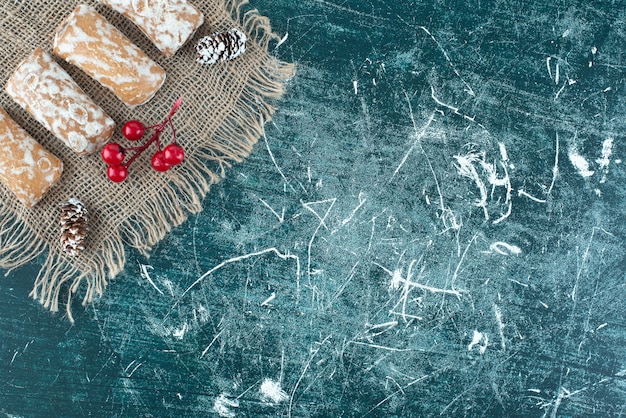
xmin=0 ymin=0 xmax=294 ymax=321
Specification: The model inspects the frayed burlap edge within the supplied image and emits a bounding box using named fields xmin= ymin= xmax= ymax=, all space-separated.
xmin=1 ymin=0 xmax=294 ymax=323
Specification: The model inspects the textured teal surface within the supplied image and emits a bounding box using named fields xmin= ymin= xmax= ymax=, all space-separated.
xmin=1 ymin=0 xmax=626 ymax=416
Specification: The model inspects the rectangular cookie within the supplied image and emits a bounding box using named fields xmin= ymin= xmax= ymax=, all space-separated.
xmin=5 ymin=48 xmax=116 ymax=155
xmin=53 ymin=4 xmax=167 ymax=108
xmin=0 ymin=109 xmax=63 ymax=208
xmin=101 ymin=0 xmax=204 ymax=57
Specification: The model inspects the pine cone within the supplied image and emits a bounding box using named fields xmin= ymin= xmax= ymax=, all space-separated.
xmin=195 ymin=28 xmax=247 ymax=65
xmin=60 ymin=198 xmax=88 ymax=257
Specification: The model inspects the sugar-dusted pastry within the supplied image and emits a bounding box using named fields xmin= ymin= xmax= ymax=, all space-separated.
xmin=53 ymin=4 xmax=167 ymax=107
xmin=5 ymin=48 xmax=116 ymax=155
xmin=0 ymin=108 xmax=63 ymax=208
xmin=101 ymin=0 xmax=204 ymax=57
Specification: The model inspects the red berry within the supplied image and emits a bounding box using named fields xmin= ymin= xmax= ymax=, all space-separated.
xmin=151 ymin=151 xmax=171 ymax=172
xmin=107 ymin=164 xmax=128 ymax=182
xmin=163 ymin=143 xmax=185 ymax=165
xmin=122 ymin=120 xmax=145 ymax=141
xmin=101 ymin=143 xmax=125 ymax=165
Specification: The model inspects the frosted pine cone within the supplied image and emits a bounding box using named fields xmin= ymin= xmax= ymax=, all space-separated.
xmin=60 ymin=198 xmax=88 ymax=257
xmin=196 ymin=28 xmax=247 ymax=65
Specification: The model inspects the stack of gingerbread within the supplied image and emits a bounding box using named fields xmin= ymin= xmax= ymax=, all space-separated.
xmin=0 ymin=1 xmax=204 ymax=208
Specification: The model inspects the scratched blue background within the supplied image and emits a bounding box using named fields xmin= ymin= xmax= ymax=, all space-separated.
xmin=1 ymin=0 xmax=626 ymax=416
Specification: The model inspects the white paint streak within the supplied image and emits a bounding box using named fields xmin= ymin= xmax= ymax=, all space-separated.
xmin=493 ymin=304 xmax=506 ymax=350
xmin=392 ymin=111 xmax=435 ymax=180
xmin=452 ymin=235 xmax=477 ymax=287
xmin=275 ymin=32 xmax=289 ymax=48
xmin=547 ymin=132 xmax=560 ymax=196
xmin=261 ymin=292 xmax=276 ymax=306
xmin=390 ymin=267 xmax=463 ymax=297
xmin=567 ymin=143 xmax=594 ymax=178
xmin=349 ymin=341 xmax=413 ymax=352
xmin=172 ymin=323 xmax=188 ymax=340
xmin=366 ymin=321 xmax=398 ymax=331
xmin=332 ymin=192 xmax=367 ymax=234
xmin=125 ymin=361 xmax=143 ymax=378
xmin=454 ymin=152 xmax=490 ymax=220
xmin=596 ymin=138 xmax=613 ymax=168
xmin=546 ymin=57 xmax=552 ymax=81
xmin=518 ymin=189 xmax=547 ymax=203
xmin=263 ymin=131 xmax=294 ymax=192
xmin=467 ymin=330 xmax=488 ymax=354
xmin=259 ymin=198 xmax=285 ymax=223
xmin=420 ymin=26 xmax=475 ymax=96
xmin=200 ymin=329 xmax=224 ymax=359
xmin=596 ymin=137 xmax=613 ymax=183
xmin=571 ymin=227 xmax=613 ymax=301
xmin=468 ymin=330 xmax=482 ymax=351
xmin=303 ymin=198 xmax=336 ymax=296
xmin=288 ymin=335 xmax=332 ymax=417
xmin=260 ymin=378 xmax=289 ymax=404
xmin=214 ymin=394 xmax=239 ymax=418
xmin=182 ymin=248 xmax=301 ymax=298
xmin=139 ymin=264 xmax=164 ymax=295
xmin=489 ymin=241 xmax=521 ymax=256
xmin=498 ymin=142 xmax=509 ymax=162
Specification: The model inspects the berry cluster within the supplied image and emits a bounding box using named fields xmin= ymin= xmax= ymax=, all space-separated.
xmin=102 ymin=98 xmax=185 ymax=182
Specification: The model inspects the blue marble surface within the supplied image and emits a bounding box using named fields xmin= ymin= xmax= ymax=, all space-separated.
xmin=1 ymin=0 xmax=625 ymax=416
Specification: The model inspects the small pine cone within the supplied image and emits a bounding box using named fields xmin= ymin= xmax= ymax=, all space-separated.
xmin=195 ymin=28 xmax=247 ymax=65
xmin=60 ymin=198 xmax=88 ymax=257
